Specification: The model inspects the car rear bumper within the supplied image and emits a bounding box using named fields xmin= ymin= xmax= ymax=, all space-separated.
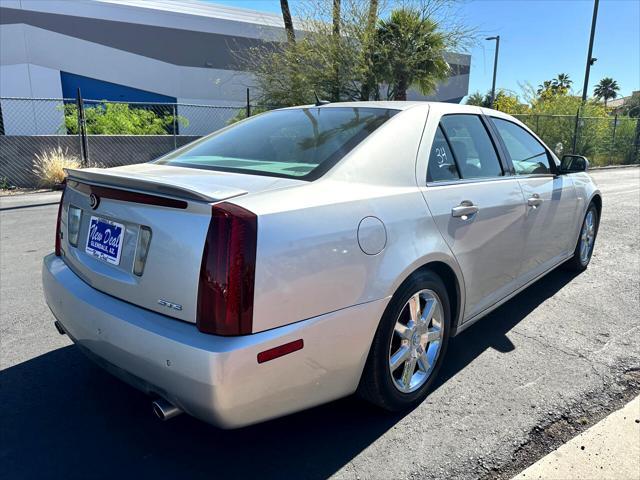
xmin=42 ymin=254 xmax=388 ymax=428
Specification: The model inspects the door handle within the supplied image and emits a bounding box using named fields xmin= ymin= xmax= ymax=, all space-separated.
xmin=451 ymin=200 xmax=479 ymax=218
xmin=528 ymin=193 xmax=543 ymax=207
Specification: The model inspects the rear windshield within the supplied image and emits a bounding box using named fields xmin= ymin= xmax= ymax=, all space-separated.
xmin=156 ymin=107 xmax=398 ymax=180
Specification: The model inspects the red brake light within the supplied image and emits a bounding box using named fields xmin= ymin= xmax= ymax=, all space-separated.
xmin=55 ymin=184 xmax=67 ymax=256
xmin=197 ymin=202 xmax=257 ymax=336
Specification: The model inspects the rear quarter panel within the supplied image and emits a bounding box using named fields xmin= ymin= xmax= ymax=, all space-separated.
xmin=232 ymin=104 xmax=464 ymax=333
xmin=234 ymin=181 xmax=462 ymax=333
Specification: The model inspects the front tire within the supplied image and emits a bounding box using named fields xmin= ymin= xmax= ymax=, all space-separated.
xmin=567 ymin=203 xmax=599 ymax=271
xmin=358 ymin=271 xmax=451 ymax=411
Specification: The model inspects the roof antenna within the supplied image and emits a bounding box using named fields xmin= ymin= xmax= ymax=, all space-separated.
xmin=314 ymin=91 xmax=330 ymax=106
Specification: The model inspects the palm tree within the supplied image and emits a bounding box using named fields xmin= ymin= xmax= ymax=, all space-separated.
xmin=465 ymin=91 xmax=491 ymax=107
xmin=360 ymin=0 xmax=379 ymax=100
xmin=375 ymin=8 xmax=449 ymax=101
xmin=332 ymin=0 xmax=341 ymax=36
xmin=537 ymin=75 xmax=572 ymax=97
xmin=280 ymin=0 xmax=295 ymax=43
xmin=537 ymin=80 xmax=553 ymax=95
xmin=331 ymin=0 xmax=341 ymax=101
xmin=465 ymin=91 xmax=485 ymax=106
xmin=593 ymin=77 xmax=620 ymax=108
xmin=552 ymin=73 xmax=572 ymax=94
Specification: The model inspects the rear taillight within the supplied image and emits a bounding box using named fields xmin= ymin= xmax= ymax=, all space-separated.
xmin=197 ymin=202 xmax=257 ymax=336
xmin=55 ymin=185 xmax=67 ymax=256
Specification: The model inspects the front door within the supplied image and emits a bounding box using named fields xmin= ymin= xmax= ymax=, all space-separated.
xmin=489 ymin=117 xmax=578 ymax=284
xmin=420 ymin=114 xmax=528 ymax=321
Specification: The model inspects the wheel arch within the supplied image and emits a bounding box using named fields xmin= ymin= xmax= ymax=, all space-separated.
xmin=590 ymin=193 xmax=602 ymax=218
xmin=587 ymin=192 xmax=602 ymax=240
xmin=394 ymin=260 xmax=465 ymax=336
xmin=576 ymin=192 xmax=602 ymax=246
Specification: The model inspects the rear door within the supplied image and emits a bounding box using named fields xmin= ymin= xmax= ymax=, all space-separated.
xmin=419 ymin=113 xmax=528 ymax=321
xmin=488 ymin=117 xmax=578 ymax=284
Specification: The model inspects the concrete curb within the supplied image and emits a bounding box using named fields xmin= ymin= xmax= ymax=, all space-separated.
xmin=0 ymin=191 xmax=62 ymax=211
xmin=590 ymin=164 xmax=640 ymax=171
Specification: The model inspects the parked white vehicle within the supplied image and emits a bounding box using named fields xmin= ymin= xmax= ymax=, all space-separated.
xmin=43 ymin=102 xmax=601 ymax=428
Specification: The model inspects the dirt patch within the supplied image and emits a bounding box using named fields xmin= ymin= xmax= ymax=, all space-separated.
xmin=478 ymin=367 xmax=640 ymax=480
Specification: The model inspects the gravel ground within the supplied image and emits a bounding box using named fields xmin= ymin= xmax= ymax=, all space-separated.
xmin=0 ymin=167 xmax=638 ymax=480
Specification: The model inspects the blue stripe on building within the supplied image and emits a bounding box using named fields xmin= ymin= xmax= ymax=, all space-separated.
xmin=60 ymin=72 xmax=176 ymax=103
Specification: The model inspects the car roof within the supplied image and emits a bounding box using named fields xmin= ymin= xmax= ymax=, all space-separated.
xmin=278 ymin=101 xmax=485 ymax=113
xmin=273 ymin=101 xmax=529 ymax=132
xmin=312 ymin=101 xmax=429 ymax=110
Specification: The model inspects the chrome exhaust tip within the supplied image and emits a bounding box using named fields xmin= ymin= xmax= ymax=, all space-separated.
xmin=54 ymin=320 xmax=66 ymax=335
xmin=152 ymin=398 xmax=182 ymax=421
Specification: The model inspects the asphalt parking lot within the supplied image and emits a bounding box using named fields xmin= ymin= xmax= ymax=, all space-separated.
xmin=1 ymin=167 xmax=639 ymax=480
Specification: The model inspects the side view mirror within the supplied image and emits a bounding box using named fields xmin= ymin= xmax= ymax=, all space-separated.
xmin=560 ymin=154 xmax=589 ymax=173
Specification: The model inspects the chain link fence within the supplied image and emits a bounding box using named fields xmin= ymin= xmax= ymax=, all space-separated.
xmin=0 ymin=97 xmax=253 ymax=188
xmin=512 ymin=113 xmax=640 ymax=167
xmin=1 ymin=97 xmax=638 ymax=188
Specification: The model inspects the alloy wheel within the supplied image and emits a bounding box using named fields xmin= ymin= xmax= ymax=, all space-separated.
xmin=388 ymin=289 xmax=444 ymax=393
xmin=580 ymin=210 xmax=596 ymax=264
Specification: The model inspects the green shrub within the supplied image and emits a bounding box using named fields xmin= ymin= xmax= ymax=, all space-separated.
xmin=62 ymin=103 xmax=188 ymax=135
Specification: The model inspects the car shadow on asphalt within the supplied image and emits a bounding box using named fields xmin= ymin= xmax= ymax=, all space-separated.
xmin=0 ymin=268 xmax=579 ymax=480
xmin=432 ymin=268 xmax=581 ymax=394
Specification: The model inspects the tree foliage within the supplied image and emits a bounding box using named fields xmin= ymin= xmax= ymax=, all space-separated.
xmin=466 ymin=81 xmax=637 ymax=166
xmin=528 ymin=95 xmax=609 ymax=160
xmin=492 ymin=90 xmax=529 ymax=114
xmin=536 ymin=73 xmax=573 ymax=100
xmin=465 ymin=91 xmax=488 ymax=107
xmin=619 ymin=93 xmax=640 ymax=118
xmin=374 ymin=8 xmax=450 ymax=100
xmin=512 ymin=82 xmax=637 ymax=165
xmin=465 ymin=89 xmax=528 ymax=114
xmin=240 ymin=0 xmax=474 ymax=106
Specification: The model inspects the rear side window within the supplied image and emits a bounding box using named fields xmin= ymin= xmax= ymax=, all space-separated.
xmin=156 ymin=107 xmax=397 ymax=180
xmin=492 ymin=118 xmax=551 ymax=175
xmin=440 ymin=115 xmax=503 ymax=179
xmin=427 ymin=126 xmax=460 ymax=182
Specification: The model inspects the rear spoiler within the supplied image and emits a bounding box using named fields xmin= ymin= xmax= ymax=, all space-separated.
xmin=65 ymin=168 xmax=247 ymax=203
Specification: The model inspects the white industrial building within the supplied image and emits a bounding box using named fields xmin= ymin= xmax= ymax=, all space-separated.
xmin=0 ymin=0 xmax=471 ymax=135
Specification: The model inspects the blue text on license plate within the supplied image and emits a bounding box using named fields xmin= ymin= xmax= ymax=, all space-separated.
xmin=85 ymin=216 xmax=125 ymax=265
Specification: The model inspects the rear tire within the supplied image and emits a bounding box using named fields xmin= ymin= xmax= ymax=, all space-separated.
xmin=566 ymin=203 xmax=599 ymax=271
xmin=358 ymin=270 xmax=451 ymax=411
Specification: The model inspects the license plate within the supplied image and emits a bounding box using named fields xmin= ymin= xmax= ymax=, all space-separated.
xmin=85 ymin=216 xmax=125 ymax=265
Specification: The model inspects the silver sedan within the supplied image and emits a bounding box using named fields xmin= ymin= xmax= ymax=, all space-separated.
xmin=43 ymin=102 xmax=601 ymax=428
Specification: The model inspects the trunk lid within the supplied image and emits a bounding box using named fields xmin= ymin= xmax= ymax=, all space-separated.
xmin=60 ymin=164 xmax=303 ymax=323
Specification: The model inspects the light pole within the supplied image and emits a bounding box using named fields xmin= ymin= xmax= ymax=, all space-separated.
xmin=486 ymin=35 xmax=500 ymax=108
xmin=573 ymin=0 xmax=600 ymax=153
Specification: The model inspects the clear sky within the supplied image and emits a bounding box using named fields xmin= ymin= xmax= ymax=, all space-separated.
xmin=208 ymin=0 xmax=640 ymax=100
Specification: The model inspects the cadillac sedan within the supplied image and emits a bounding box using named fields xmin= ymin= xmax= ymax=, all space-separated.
xmin=43 ymin=102 xmax=601 ymax=428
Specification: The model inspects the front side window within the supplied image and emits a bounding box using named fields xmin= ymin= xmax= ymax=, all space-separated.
xmin=440 ymin=115 xmax=503 ymax=179
xmin=427 ymin=126 xmax=460 ymax=182
xmin=492 ymin=118 xmax=551 ymax=175
xmin=156 ymin=107 xmax=397 ymax=180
